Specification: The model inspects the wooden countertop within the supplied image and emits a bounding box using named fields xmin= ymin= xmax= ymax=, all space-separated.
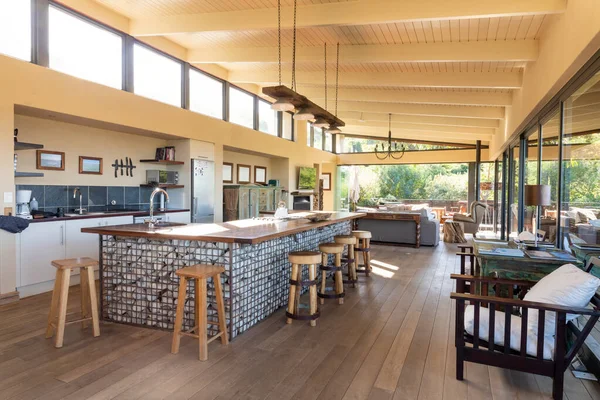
xmin=81 ymin=212 xmax=365 ymax=244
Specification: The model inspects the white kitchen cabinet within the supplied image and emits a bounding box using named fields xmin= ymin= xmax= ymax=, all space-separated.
xmin=102 ymin=215 xmax=133 ymax=226
xmin=19 ymin=221 xmax=66 ymax=287
xmin=165 ymin=211 xmax=190 ymax=224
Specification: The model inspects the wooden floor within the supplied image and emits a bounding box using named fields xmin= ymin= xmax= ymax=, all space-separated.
xmin=2 ymin=242 xmax=600 ymax=400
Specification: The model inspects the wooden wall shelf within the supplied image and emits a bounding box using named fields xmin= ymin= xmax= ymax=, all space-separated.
xmin=15 ymin=172 xmax=44 ymax=177
xmin=14 ymin=141 xmax=44 ymax=151
xmin=139 ymin=159 xmax=184 ymax=165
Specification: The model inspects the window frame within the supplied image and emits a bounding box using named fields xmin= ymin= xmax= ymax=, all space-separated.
xmin=227 ymin=83 xmax=257 ymax=130
xmin=257 ymin=97 xmax=279 ymax=136
xmin=188 ymin=64 xmax=226 ymax=121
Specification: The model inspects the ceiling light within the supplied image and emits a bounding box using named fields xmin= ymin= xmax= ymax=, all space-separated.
xmin=294 ymin=108 xmax=315 ymax=120
xmin=313 ymin=117 xmax=329 ymax=128
xmin=271 ymin=98 xmax=295 ymax=112
xmin=375 ymin=114 xmax=405 ymax=160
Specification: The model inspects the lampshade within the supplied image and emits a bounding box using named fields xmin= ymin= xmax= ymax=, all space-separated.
xmin=312 ymin=117 xmax=329 ymax=128
xmin=326 ymin=125 xmax=342 ymax=134
xmin=293 ymin=108 xmax=315 ymax=120
xmin=271 ymin=98 xmax=295 ymax=112
xmin=524 ymin=184 xmax=551 ymax=206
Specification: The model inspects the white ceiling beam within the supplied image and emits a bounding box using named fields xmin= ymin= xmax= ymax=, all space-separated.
xmin=336 ymin=112 xmax=500 ymax=128
xmin=342 ymin=125 xmax=493 ymax=142
xmin=342 ymin=120 xmax=496 ymax=136
xmin=189 ymin=40 xmax=537 ymax=64
xmin=131 ymin=0 xmax=566 ymax=36
xmin=330 ymin=101 xmax=505 ymax=119
xmin=230 ymin=70 xmax=522 ymax=89
xmin=295 ymin=87 xmax=512 ymax=107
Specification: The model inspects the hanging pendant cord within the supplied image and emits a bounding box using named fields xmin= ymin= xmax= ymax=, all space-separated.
xmin=291 ymin=0 xmax=297 ymax=91
xmin=335 ymin=42 xmax=340 ymax=117
xmin=324 ymin=43 xmax=327 ymax=111
xmin=277 ymin=0 xmax=281 ymax=86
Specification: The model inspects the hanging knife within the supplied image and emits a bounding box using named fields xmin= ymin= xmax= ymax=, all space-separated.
xmin=125 ymin=157 xmax=129 ymax=176
xmin=112 ymin=159 xmax=119 ymax=178
xmin=120 ymin=159 xmax=124 ymax=175
xmin=129 ymin=158 xmax=134 ymax=177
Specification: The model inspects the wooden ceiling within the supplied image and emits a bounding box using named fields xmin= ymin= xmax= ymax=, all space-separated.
xmin=92 ymin=0 xmax=569 ymax=145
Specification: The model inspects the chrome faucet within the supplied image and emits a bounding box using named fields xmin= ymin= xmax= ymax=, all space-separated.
xmin=146 ymin=187 xmax=170 ymax=227
xmin=73 ymin=187 xmax=86 ymax=215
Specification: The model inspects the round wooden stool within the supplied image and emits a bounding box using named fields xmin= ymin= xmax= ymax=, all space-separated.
xmin=334 ymin=235 xmax=358 ymax=287
xmin=318 ymin=243 xmax=345 ymax=305
xmin=353 ymin=230 xmax=372 ymax=277
xmin=46 ymin=257 xmax=100 ymax=348
xmin=286 ymin=251 xmax=321 ymax=326
xmin=171 ymin=265 xmax=229 ymax=361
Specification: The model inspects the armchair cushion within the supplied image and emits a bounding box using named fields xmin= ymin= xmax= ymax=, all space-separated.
xmin=524 ymin=264 xmax=600 ymax=337
xmin=453 ymin=213 xmax=474 ymax=223
xmin=464 ymin=305 xmax=554 ymax=360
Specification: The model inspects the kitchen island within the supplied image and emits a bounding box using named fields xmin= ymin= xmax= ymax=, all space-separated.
xmin=82 ymin=212 xmax=364 ymax=338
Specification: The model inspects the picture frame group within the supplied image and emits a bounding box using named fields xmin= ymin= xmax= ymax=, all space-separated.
xmin=36 ymin=150 xmax=103 ymax=175
xmin=223 ymin=162 xmax=267 ymax=185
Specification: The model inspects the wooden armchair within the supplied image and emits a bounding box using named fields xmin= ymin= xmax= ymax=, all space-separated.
xmin=451 ymin=273 xmax=600 ymax=400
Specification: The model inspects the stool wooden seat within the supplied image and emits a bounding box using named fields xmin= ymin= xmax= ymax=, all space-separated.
xmin=353 ymin=230 xmax=372 ymax=277
xmin=286 ymin=251 xmax=321 ymax=326
xmin=172 ymin=264 xmax=228 ymax=361
xmin=46 ymin=257 xmax=100 ymax=348
xmin=318 ymin=242 xmax=345 ymax=305
xmin=334 ymin=235 xmax=358 ymax=287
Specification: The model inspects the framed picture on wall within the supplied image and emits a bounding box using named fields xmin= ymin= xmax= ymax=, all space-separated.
xmin=223 ymin=162 xmax=233 ymax=183
xmin=36 ymin=150 xmax=65 ymax=171
xmin=79 ymin=156 xmax=103 ymax=175
xmin=237 ymin=164 xmax=251 ymax=184
xmin=321 ymin=173 xmax=331 ymax=191
xmin=254 ymin=166 xmax=267 ymax=184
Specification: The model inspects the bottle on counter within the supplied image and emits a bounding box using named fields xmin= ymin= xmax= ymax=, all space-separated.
xmin=30 ymin=197 xmax=38 ymax=211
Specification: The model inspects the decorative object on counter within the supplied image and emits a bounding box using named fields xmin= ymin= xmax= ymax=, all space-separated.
xmin=286 ymin=251 xmax=321 ymax=326
xmin=274 ymin=201 xmax=288 ymax=219
xmin=321 ymin=173 xmax=331 ymax=191
xmin=46 ymin=257 xmax=100 ymax=348
xmin=30 ymin=197 xmax=38 ymax=211
xmin=237 ymin=164 xmax=251 ymax=184
xmin=254 ymin=166 xmax=267 ymax=184
xmin=223 ymin=162 xmax=233 ymax=183
xmin=79 ymin=156 xmax=103 ymax=175
xmin=36 ymin=150 xmax=65 ymax=171
xmin=306 ymin=212 xmax=332 ymax=222
xmin=155 ymin=146 xmax=176 ymax=161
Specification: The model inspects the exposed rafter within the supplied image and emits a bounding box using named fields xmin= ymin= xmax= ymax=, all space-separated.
xmin=130 ymin=0 xmax=566 ymax=36
xmin=229 ymin=70 xmax=522 ymax=89
xmin=189 ymin=41 xmax=538 ymax=64
xmin=336 ymin=112 xmax=500 ymax=128
xmin=342 ymin=120 xmax=496 ymax=136
xmin=342 ymin=125 xmax=493 ymax=142
xmin=328 ymin=101 xmax=505 ymax=119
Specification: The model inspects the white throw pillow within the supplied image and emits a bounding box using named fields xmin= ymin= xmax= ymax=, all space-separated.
xmin=524 ymin=264 xmax=600 ymax=337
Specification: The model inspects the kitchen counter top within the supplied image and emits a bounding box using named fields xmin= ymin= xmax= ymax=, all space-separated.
xmin=82 ymin=211 xmax=365 ymax=244
xmin=29 ymin=208 xmax=190 ymax=223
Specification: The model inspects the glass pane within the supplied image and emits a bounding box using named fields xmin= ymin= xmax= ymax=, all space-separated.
xmin=282 ymin=112 xmax=293 ymax=140
xmin=496 ymin=158 xmax=504 ymax=234
xmin=228 ymin=87 xmax=254 ymax=129
xmin=562 ymin=72 xmax=600 ymax=245
xmin=0 ymin=0 xmax=31 ymax=61
xmin=540 ymin=111 xmax=560 ymax=243
xmin=524 ymin=128 xmax=539 ymax=233
xmin=49 ymin=6 xmax=122 ymax=89
xmin=479 ymin=162 xmax=495 ymax=233
xmin=324 ymin=132 xmax=333 ymax=152
xmin=306 ymin=123 xmax=312 ymax=146
xmin=258 ymin=100 xmax=277 ymax=136
xmin=189 ymin=69 xmax=223 ymax=119
xmin=133 ymin=43 xmax=182 ymax=107
xmin=313 ymin=127 xmax=323 ymax=150
xmin=509 ymin=143 xmax=520 ymax=237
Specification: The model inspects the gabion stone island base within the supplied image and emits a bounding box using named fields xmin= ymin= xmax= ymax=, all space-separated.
xmin=99 ymin=221 xmax=352 ymax=339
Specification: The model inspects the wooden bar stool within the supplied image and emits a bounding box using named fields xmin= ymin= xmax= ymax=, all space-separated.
xmin=334 ymin=235 xmax=358 ymax=288
xmin=318 ymin=243 xmax=345 ymax=305
xmin=353 ymin=230 xmax=372 ymax=277
xmin=172 ymin=265 xmax=229 ymax=361
xmin=46 ymin=257 xmax=100 ymax=348
xmin=286 ymin=251 xmax=321 ymax=326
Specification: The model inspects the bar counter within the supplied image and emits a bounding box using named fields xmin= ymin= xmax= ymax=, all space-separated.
xmin=82 ymin=212 xmax=364 ymax=338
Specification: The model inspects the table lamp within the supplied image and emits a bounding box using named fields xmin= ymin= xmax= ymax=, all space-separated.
xmin=524 ymin=184 xmax=551 ymax=249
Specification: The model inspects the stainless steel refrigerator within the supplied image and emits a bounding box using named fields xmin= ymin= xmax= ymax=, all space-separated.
xmin=191 ymin=159 xmax=215 ymax=223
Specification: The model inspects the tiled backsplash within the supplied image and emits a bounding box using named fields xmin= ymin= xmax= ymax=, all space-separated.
xmin=16 ymin=185 xmax=158 ymax=212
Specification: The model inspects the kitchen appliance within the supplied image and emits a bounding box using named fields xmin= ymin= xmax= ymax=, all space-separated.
xmin=146 ymin=170 xmax=179 ymax=185
xmin=191 ymin=159 xmax=215 ymax=223
xmin=16 ymin=190 xmax=32 ymax=219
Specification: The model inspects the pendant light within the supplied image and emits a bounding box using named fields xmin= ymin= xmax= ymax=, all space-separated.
xmin=375 ymin=114 xmax=405 ymax=160
xmin=294 ymin=108 xmax=315 ymax=120
xmin=312 ymin=43 xmax=330 ymax=128
xmin=326 ymin=43 xmax=341 ymax=134
xmin=271 ymin=0 xmax=294 ymax=112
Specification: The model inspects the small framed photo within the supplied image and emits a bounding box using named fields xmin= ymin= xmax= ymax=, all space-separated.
xmin=79 ymin=156 xmax=103 ymax=175
xmin=254 ymin=166 xmax=267 ymax=184
xmin=223 ymin=162 xmax=233 ymax=183
xmin=237 ymin=164 xmax=251 ymax=184
xmin=36 ymin=150 xmax=65 ymax=171
xmin=321 ymin=173 xmax=331 ymax=191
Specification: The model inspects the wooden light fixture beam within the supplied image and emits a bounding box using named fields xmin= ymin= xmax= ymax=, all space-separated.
xmin=262 ymin=85 xmax=345 ymax=128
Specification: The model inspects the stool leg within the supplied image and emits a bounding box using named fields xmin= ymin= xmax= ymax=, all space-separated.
xmin=320 ymin=254 xmax=327 ymax=305
xmin=46 ymin=269 xmax=63 ymax=339
xmin=365 ymin=238 xmax=371 ymax=277
xmin=294 ymin=266 xmax=302 ymax=314
xmin=349 ymin=244 xmax=356 ymax=287
xmin=334 ymin=253 xmax=344 ymax=304
xmin=194 ymin=279 xmax=200 ymax=334
xmin=214 ymin=274 xmax=229 ymax=345
xmin=286 ymin=263 xmax=299 ymax=324
xmin=85 ymin=266 xmax=100 ymax=338
xmin=197 ymin=278 xmax=208 ymax=361
xmin=309 ymin=263 xmax=318 ymax=327
xmin=171 ymin=276 xmax=187 ymax=354
xmin=55 ymin=269 xmax=72 ymax=348
xmin=80 ymin=267 xmax=89 ymax=330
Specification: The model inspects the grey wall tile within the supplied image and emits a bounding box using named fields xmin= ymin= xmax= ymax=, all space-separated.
xmin=89 ymin=186 xmax=108 ymax=206
xmin=45 ymin=185 xmax=68 ymax=208
xmin=125 ymin=187 xmax=140 ymax=205
xmin=107 ymin=186 xmax=124 ymax=206
xmin=68 ymin=186 xmax=89 ymax=210
xmin=139 ymin=186 xmax=153 ymax=204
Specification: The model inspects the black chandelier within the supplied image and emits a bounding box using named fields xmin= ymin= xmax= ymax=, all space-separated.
xmin=375 ymin=114 xmax=405 ymax=160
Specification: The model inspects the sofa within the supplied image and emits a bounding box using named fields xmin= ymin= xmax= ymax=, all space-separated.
xmin=356 ymin=207 xmax=440 ymax=246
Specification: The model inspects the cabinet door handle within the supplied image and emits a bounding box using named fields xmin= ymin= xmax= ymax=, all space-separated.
xmin=60 ymin=225 xmax=64 ymax=245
